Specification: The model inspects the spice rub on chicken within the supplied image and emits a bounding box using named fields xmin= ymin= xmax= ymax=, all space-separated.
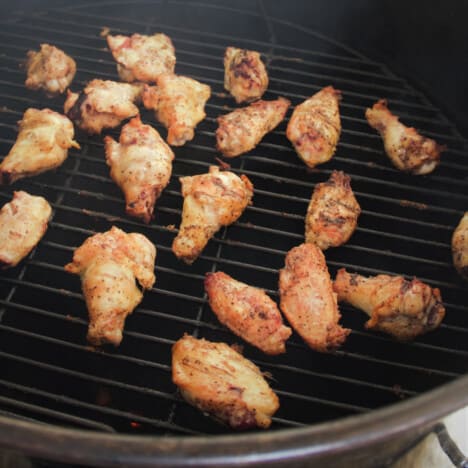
xmin=106 ymin=32 xmax=175 ymax=83
xmin=65 ymin=226 xmax=156 ymax=346
xmin=452 ymin=212 xmax=468 ymax=281
xmin=0 ymin=108 xmax=79 ymax=185
xmin=205 ymin=271 xmax=292 ymax=355
xmin=172 ymin=335 xmax=279 ymax=429
xmin=333 ymin=269 xmax=445 ymax=340
xmin=0 ymin=191 xmax=52 ymax=269
xmin=104 ymin=117 xmax=174 ymax=223
xmin=216 ymin=97 xmax=290 ymax=158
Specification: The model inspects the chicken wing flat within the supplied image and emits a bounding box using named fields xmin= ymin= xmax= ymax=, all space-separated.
xmin=142 ymin=74 xmax=211 ymax=146
xmin=365 ymin=100 xmax=444 ymax=175
xmin=333 ymin=269 xmax=445 ymax=340
xmin=104 ymin=116 xmax=174 ymax=223
xmin=0 ymin=191 xmax=51 ymax=269
xmin=305 ymin=171 xmax=361 ymax=250
xmin=286 ymin=86 xmax=341 ymax=168
xmin=106 ymin=33 xmax=175 ymax=83
xmin=65 ymin=226 xmax=156 ymax=346
xmin=64 ymin=79 xmax=142 ymax=134
xmin=224 ymin=47 xmax=269 ymax=104
xmin=172 ymin=335 xmax=279 ymax=429
xmin=216 ymin=97 xmax=290 ymax=158
xmin=25 ymin=43 xmax=76 ymax=95
xmin=205 ymin=271 xmax=292 ymax=355
xmin=279 ymin=243 xmax=349 ymax=352
xmin=172 ymin=166 xmax=253 ymax=264
xmin=0 ymin=108 xmax=79 ymax=185
xmin=452 ymin=212 xmax=468 ymax=280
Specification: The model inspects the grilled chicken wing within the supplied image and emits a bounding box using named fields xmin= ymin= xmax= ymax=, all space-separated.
xmin=452 ymin=212 xmax=468 ymax=280
xmin=25 ymin=43 xmax=76 ymax=95
xmin=104 ymin=117 xmax=174 ymax=223
xmin=279 ymin=243 xmax=349 ymax=352
xmin=305 ymin=171 xmax=361 ymax=250
xmin=142 ymin=74 xmax=211 ymax=146
xmin=216 ymin=97 xmax=290 ymax=158
xmin=106 ymin=33 xmax=175 ymax=83
xmin=365 ymin=100 xmax=444 ymax=175
xmin=64 ymin=79 xmax=142 ymax=134
xmin=172 ymin=335 xmax=279 ymax=429
xmin=0 ymin=191 xmax=51 ymax=269
xmin=172 ymin=166 xmax=253 ymax=264
xmin=224 ymin=47 xmax=269 ymax=104
xmin=333 ymin=269 xmax=445 ymax=340
xmin=205 ymin=271 xmax=292 ymax=355
xmin=65 ymin=226 xmax=156 ymax=346
xmin=0 ymin=108 xmax=79 ymax=185
xmin=286 ymin=86 xmax=341 ymax=168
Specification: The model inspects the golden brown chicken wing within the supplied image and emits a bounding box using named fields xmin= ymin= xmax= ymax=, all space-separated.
xmin=172 ymin=335 xmax=279 ymax=429
xmin=365 ymin=100 xmax=444 ymax=175
xmin=279 ymin=243 xmax=349 ymax=352
xmin=216 ymin=97 xmax=290 ymax=158
xmin=305 ymin=171 xmax=361 ymax=250
xmin=224 ymin=47 xmax=269 ymax=104
xmin=65 ymin=226 xmax=156 ymax=346
xmin=452 ymin=212 xmax=468 ymax=280
xmin=0 ymin=108 xmax=79 ymax=185
xmin=172 ymin=166 xmax=253 ymax=264
xmin=104 ymin=116 xmax=174 ymax=223
xmin=286 ymin=86 xmax=341 ymax=168
xmin=0 ymin=191 xmax=51 ymax=269
xmin=142 ymin=74 xmax=211 ymax=146
xmin=333 ymin=269 xmax=445 ymax=340
xmin=205 ymin=271 xmax=292 ymax=355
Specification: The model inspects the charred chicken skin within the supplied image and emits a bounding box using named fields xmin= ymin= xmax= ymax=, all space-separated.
xmin=65 ymin=226 xmax=156 ymax=346
xmin=452 ymin=212 xmax=468 ymax=280
xmin=172 ymin=335 xmax=279 ymax=429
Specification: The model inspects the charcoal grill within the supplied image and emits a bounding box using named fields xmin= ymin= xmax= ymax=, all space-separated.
xmin=0 ymin=1 xmax=467 ymax=466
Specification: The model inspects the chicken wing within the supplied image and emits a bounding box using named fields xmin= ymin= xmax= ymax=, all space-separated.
xmin=142 ymin=74 xmax=211 ymax=146
xmin=106 ymin=33 xmax=175 ymax=83
xmin=25 ymin=43 xmax=76 ymax=95
xmin=172 ymin=335 xmax=279 ymax=429
xmin=305 ymin=171 xmax=361 ymax=250
xmin=172 ymin=166 xmax=253 ymax=264
xmin=0 ymin=191 xmax=51 ymax=269
xmin=224 ymin=47 xmax=269 ymax=104
xmin=452 ymin=212 xmax=468 ymax=280
xmin=0 ymin=108 xmax=79 ymax=185
xmin=333 ymin=269 xmax=445 ymax=340
xmin=279 ymin=243 xmax=349 ymax=352
xmin=65 ymin=226 xmax=156 ymax=346
xmin=104 ymin=117 xmax=174 ymax=223
xmin=64 ymin=79 xmax=142 ymax=134
xmin=365 ymin=100 xmax=444 ymax=175
xmin=216 ymin=97 xmax=290 ymax=158
xmin=205 ymin=271 xmax=292 ymax=355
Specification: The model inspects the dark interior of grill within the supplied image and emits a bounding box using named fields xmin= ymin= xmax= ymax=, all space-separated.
xmin=0 ymin=1 xmax=466 ymax=439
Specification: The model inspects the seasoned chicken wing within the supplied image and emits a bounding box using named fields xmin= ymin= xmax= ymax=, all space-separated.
xmin=0 ymin=108 xmax=79 ymax=185
xmin=104 ymin=117 xmax=174 ymax=223
xmin=279 ymin=243 xmax=349 ymax=352
xmin=142 ymin=74 xmax=211 ymax=146
xmin=333 ymin=269 xmax=445 ymax=340
xmin=305 ymin=171 xmax=361 ymax=250
xmin=65 ymin=226 xmax=156 ymax=346
xmin=224 ymin=47 xmax=269 ymax=104
xmin=64 ymin=79 xmax=142 ymax=134
xmin=25 ymin=43 xmax=76 ymax=95
xmin=172 ymin=166 xmax=253 ymax=264
xmin=205 ymin=271 xmax=292 ymax=355
xmin=0 ymin=191 xmax=51 ymax=269
xmin=365 ymin=100 xmax=444 ymax=175
xmin=216 ymin=97 xmax=290 ymax=158
xmin=106 ymin=32 xmax=175 ymax=83
xmin=452 ymin=212 xmax=468 ymax=280
xmin=286 ymin=86 xmax=341 ymax=168
xmin=172 ymin=335 xmax=279 ymax=429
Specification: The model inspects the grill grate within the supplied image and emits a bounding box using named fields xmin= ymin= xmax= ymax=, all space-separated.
xmin=0 ymin=0 xmax=466 ymax=437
